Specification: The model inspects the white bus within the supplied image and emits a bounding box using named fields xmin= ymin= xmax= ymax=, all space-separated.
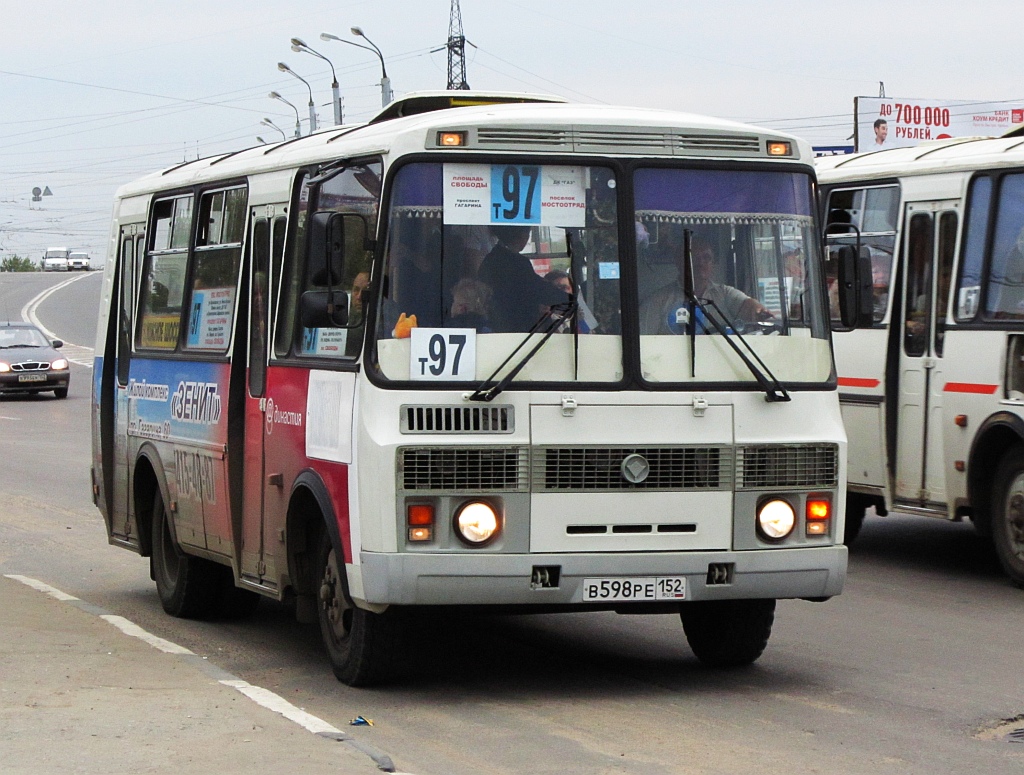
xmin=92 ymin=92 xmax=848 ymax=686
xmin=818 ymin=137 xmax=1024 ymax=585
xmin=43 ymin=247 xmax=70 ymax=271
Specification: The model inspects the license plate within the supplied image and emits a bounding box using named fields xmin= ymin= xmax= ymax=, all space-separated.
xmin=18 ymin=374 xmax=46 ymax=383
xmin=582 ymin=576 xmax=686 ymax=601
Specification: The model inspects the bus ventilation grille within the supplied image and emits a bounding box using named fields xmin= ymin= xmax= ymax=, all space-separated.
xmin=401 ymin=405 xmax=514 ymax=434
xmin=534 ymin=446 xmax=731 ymax=492
xmin=475 ymin=127 xmax=763 ymax=156
xmin=400 ymin=447 xmax=529 ymax=492
xmin=736 ymin=444 xmax=838 ymax=490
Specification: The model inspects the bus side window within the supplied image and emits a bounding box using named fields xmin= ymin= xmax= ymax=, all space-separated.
xmin=184 ymin=187 xmax=247 ymax=353
xmin=956 ymin=175 xmax=991 ymax=321
xmin=138 ymin=195 xmax=193 ymax=350
xmin=984 ymin=174 xmax=1024 ymax=321
xmin=294 ymin=161 xmax=381 ymax=359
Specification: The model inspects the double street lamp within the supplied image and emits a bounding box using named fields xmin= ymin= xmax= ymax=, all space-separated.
xmin=320 ymin=26 xmax=393 ymax=108
xmin=268 ymin=91 xmax=302 ymax=138
xmin=277 ymin=62 xmax=318 ymax=133
xmin=260 ymin=118 xmax=287 ymax=141
xmin=291 ymin=37 xmax=342 ymax=126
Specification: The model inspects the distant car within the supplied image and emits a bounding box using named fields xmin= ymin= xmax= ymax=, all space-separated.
xmin=0 ymin=323 xmax=70 ymax=398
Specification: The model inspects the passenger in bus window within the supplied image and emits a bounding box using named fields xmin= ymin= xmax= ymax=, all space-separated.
xmin=447 ymin=278 xmax=492 ymax=331
xmin=640 ymin=237 xmax=770 ymax=334
xmin=477 ymin=224 xmax=568 ymax=333
xmin=387 ymin=221 xmax=443 ymax=330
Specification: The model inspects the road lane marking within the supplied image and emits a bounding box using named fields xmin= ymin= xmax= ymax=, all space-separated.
xmin=22 ymin=273 xmax=96 ymax=368
xmin=100 ymin=614 xmax=195 ymax=655
xmin=4 ymin=573 xmax=410 ymax=774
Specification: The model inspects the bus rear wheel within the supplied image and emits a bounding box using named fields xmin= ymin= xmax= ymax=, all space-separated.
xmin=680 ymin=599 xmax=776 ymax=668
xmin=152 ymin=490 xmax=219 ymax=618
xmin=993 ymin=447 xmax=1024 ymax=587
xmin=316 ymin=531 xmax=403 ymax=686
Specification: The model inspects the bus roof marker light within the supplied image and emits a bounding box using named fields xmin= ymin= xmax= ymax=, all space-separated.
xmin=767 ymin=141 xmax=792 ymax=157
xmin=438 ymin=131 xmax=466 ymax=147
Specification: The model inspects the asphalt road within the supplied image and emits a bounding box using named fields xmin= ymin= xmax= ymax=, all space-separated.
xmin=1 ymin=271 xmax=1023 ymax=774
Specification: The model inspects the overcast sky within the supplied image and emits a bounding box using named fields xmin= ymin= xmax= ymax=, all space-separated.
xmin=3 ymin=0 xmax=1023 ymax=263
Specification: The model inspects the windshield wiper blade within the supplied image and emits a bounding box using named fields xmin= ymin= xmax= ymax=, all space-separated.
xmin=687 ymin=293 xmax=791 ymax=403
xmin=468 ymin=299 xmax=577 ymax=402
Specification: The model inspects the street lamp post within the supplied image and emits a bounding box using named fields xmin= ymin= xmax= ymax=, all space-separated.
xmin=291 ymin=37 xmax=342 ymax=126
xmin=260 ymin=118 xmax=287 ymax=141
xmin=278 ymin=62 xmax=318 ymax=133
xmin=320 ymin=28 xmax=392 ymax=108
xmin=268 ymin=91 xmax=302 ymax=138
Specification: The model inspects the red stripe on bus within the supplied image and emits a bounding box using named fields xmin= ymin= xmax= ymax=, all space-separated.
xmin=944 ymin=382 xmax=998 ymax=394
xmin=837 ymin=377 xmax=880 ymax=388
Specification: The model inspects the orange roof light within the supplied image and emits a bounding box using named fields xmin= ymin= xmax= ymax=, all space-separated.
xmin=767 ymin=141 xmax=792 ymax=157
xmin=438 ymin=131 xmax=466 ymax=147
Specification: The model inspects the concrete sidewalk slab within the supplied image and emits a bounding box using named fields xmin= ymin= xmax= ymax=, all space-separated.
xmin=0 ymin=575 xmax=388 ymax=775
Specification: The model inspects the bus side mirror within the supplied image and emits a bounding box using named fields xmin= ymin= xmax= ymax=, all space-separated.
xmin=836 ymin=245 xmax=874 ymax=328
xmin=300 ymin=289 xmax=349 ymax=328
xmin=301 ymin=211 xmax=371 ymax=329
xmin=307 ymin=211 xmax=347 ymax=287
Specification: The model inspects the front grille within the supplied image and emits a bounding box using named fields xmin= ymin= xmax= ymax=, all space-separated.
xmin=534 ymin=446 xmax=730 ymax=491
xmin=475 ymin=127 xmax=763 ymax=156
xmin=400 ymin=447 xmax=528 ymax=492
xmin=736 ymin=444 xmax=838 ymax=489
xmin=401 ymin=405 xmax=514 ymax=434
xmin=11 ymin=362 xmax=48 ymax=371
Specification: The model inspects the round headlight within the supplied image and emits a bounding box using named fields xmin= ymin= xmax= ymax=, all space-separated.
xmin=455 ymin=501 xmax=500 ymax=545
xmin=758 ymin=498 xmax=796 ymax=540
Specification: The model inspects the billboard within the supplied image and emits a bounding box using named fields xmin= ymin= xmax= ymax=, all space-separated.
xmin=855 ymin=97 xmax=1024 ymax=152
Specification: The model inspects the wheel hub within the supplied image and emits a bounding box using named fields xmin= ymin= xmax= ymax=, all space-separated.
xmin=319 ymin=549 xmax=350 ymax=638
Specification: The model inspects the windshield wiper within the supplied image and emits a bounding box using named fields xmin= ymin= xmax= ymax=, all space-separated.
xmin=2 ymin=344 xmax=39 ymax=349
xmin=679 ymin=230 xmax=789 ymax=402
xmin=468 ymin=299 xmax=577 ymax=402
xmin=687 ymin=294 xmax=790 ymax=402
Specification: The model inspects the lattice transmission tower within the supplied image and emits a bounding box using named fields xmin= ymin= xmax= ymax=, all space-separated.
xmin=446 ymin=0 xmax=470 ymax=90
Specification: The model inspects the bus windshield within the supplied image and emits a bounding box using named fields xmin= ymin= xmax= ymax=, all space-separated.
xmin=372 ymin=161 xmax=829 ymax=387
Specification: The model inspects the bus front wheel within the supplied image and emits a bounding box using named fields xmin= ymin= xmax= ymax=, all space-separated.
xmin=680 ymin=599 xmax=776 ymax=668
xmin=152 ymin=491 xmax=219 ymax=618
xmin=993 ymin=447 xmax=1024 ymax=587
xmin=316 ymin=531 xmax=403 ymax=686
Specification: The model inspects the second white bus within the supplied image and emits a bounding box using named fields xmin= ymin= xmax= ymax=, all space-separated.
xmin=819 ymin=136 xmax=1024 ymax=586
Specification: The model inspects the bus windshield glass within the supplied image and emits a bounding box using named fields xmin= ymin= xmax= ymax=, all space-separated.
xmin=635 ymin=167 xmax=829 ymax=384
xmin=373 ymin=161 xmax=622 ymax=384
xmin=372 ymin=161 xmax=829 ymax=387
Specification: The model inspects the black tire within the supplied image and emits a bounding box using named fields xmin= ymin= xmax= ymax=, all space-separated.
xmin=151 ymin=491 xmax=221 ymax=618
xmin=317 ymin=529 xmax=405 ymax=686
xmin=992 ymin=446 xmax=1024 ymax=587
xmin=54 ymin=388 xmax=68 ymax=399
xmin=844 ymin=493 xmax=868 ymax=545
xmin=680 ymin=598 xmax=776 ymax=668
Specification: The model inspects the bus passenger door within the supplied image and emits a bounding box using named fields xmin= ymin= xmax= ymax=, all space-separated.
xmin=894 ymin=202 xmax=957 ymax=507
xmin=111 ymin=226 xmax=143 ymax=543
xmin=240 ymin=213 xmax=285 ymax=587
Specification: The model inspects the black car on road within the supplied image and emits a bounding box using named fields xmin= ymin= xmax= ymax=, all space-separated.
xmin=0 ymin=323 xmax=71 ymax=398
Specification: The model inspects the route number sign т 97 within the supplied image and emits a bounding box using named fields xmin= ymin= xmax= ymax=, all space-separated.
xmin=443 ymin=163 xmax=587 ymax=228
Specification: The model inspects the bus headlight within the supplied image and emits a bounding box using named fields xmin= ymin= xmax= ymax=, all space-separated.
xmin=454 ymin=501 xmax=500 ymax=545
xmin=757 ymin=498 xmax=796 ymax=540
